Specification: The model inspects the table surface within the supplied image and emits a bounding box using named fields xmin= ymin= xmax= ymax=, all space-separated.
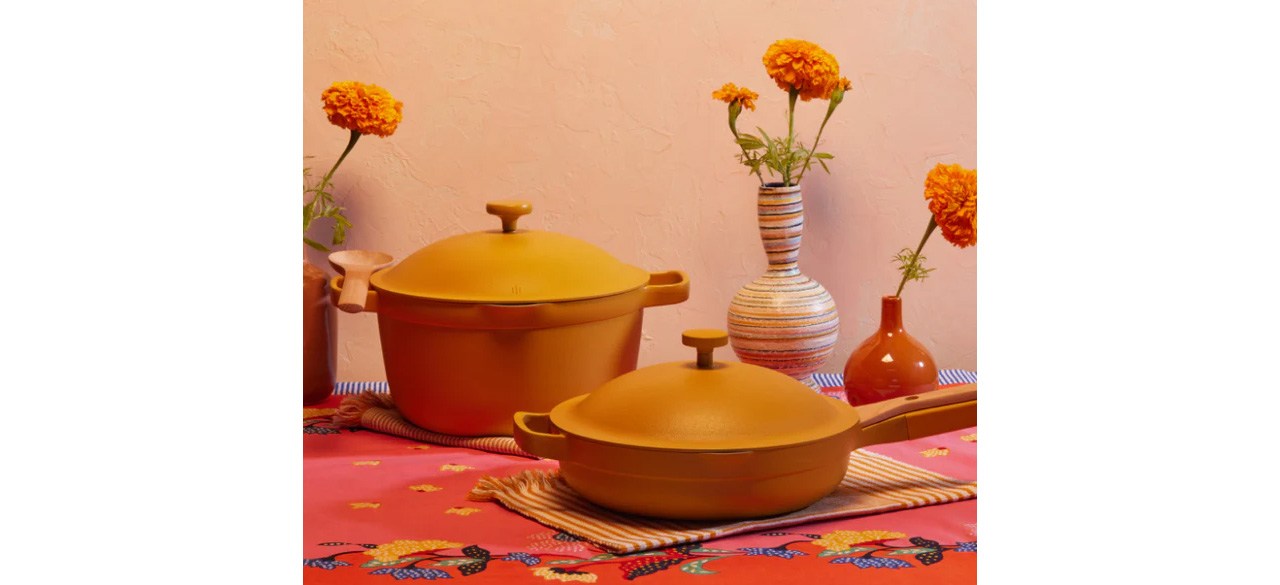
xmin=304 ymin=375 xmax=977 ymax=584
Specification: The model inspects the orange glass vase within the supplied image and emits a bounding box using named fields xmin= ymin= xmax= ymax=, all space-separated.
xmin=842 ymin=295 xmax=937 ymax=405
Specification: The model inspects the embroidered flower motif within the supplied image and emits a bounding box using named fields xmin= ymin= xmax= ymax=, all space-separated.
xmin=321 ymin=81 xmax=404 ymax=137
xmin=501 ymin=552 xmax=542 ymax=566
xmin=920 ymin=447 xmax=950 ymax=458
xmin=440 ymin=464 xmax=474 ymax=472
xmin=711 ymin=82 xmax=759 ymax=111
xmin=353 ymin=460 xmax=381 ymax=466
xmin=762 ymin=39 xmax=842 ymax=101
xmin=532 ymin=566 xmax=598 ymax=582
xmin=303 ymin=408 xmax=337 ymax=419
xmin=409 ymin=484 xmax=443 ymax=492
xmin=812 ymin=530 xmax=906 ymax=552
xmin=365 ymin=539 xmax=464 ymax=563
xmin=739 ymin=546 xmax=807 ymax=559
xmin=303 ymin=557 xmax=350 ymax=570
xmin=830 ymin=556 xmax=913 ymax=569
xmin=961 ymin=433 xmax=977 ymax=442
xmin=924 ymin=163 xmax=978 ymax=248
xmin=348 ymin=502 xmax=381 ymax=509
xmin=369 ymin=567 xmax=452 ymax=580
xmin=446 ymin=507 xmax=482 ymax=516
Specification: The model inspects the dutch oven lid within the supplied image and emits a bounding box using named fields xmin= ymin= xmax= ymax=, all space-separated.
xmin=550 ymin=330 xmax=860 ymax=452
xmin=371 ymin=200 xmax=650 ymax=304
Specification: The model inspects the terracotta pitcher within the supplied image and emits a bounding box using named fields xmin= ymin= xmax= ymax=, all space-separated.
xmin=303 ymin=262 xmax=337 ymax=405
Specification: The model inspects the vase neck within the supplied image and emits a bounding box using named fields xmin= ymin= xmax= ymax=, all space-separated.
xmin=881 ymin=296 xmax=904 ymax=332
xmin=757 ymin=186 xmax=804 ymax=273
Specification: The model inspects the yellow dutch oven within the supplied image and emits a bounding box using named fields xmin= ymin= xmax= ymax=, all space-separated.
xmin=331 ymin=200 xmax=690 ymax=437
xmin=514 ymin=329 xmax=976 ymax=520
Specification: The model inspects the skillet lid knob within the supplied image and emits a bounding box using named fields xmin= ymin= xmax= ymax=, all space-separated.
xmin=682 ymin=329 xmax=728 ymax=369
xmin=486 ymin=200 xmax=533 ymax=233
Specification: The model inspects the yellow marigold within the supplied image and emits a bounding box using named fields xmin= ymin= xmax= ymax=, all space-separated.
xmin=762 ymin=39 xmax=841 ymax=101
xmin=923 ymin=163 xmax=978 ymax=248
xmin=812 ymin=530 xmax=907 ymax=551
xmin=839 ymin=77 xmax=853 ymax=92
xmin=321 ymin=81 xmax=404 ymax=137
xmin=532 ymin=567 xmax=598 ymax=583
xmin=711 ymin=82 xmax=758 ymax=111
xmin=365 ymin=539 xmax=464 ymax=562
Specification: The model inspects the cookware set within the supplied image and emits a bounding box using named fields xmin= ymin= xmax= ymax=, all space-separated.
xmin=329 ymin=199 xmax=975 ymax=519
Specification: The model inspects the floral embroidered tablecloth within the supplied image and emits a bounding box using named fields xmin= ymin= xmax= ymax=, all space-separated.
xmin=303 ymin=387 xmax=977 ymax=583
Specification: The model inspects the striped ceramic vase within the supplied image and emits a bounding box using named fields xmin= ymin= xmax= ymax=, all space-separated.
xmin=727 ymin=183 xmax=839 ymax=389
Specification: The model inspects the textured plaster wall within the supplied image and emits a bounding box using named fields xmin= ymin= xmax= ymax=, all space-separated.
xmin=303 ymin=0 xmax=976 ymax=382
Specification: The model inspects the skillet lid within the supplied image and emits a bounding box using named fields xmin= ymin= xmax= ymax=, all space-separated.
xmin=371 ymin=201 xmax=650 ymax=304
xmin=550 ymin=330 xmax=860 ymax=451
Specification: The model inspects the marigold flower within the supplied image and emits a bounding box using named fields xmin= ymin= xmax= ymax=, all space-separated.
xmin=762 ymin=39 xmax=841 ymax=101
xmin=812 ymin=530 xmax=907 ymax=551
xmin=321 ymin=81 xmax=404 ymax=137
xmin=923 ymin=163 xmax=978 ymax=248
xmin=365 ymin=539 xmax=464 ymax=562
xmin=711 ymin=82 xmax=758 ymax=111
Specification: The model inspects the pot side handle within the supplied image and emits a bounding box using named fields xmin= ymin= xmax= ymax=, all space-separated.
xmin=852 ymin=383 xmax=977 ymax=447
xmin=513 ymin=412 xmax=568 ymax=461
xmin=329 ymin=275 xmax=379 ymax=313
xmin=640 ymin=270 xmax=690 ymax=308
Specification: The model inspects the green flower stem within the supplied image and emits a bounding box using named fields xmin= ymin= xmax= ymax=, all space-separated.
xmin=895 ymin=216 xmax=938 ymax=297
xmin=728 ymin=103 xmax=765 ymax=186
xmin=304 ymin=130 xmax=362 ymax=243
xmin=315 ymin=130 xmax=361 ymax=203
xmin=794 ymin=103 xmax=836 ymax=184
xmin=785 ymin=88 xmax=799 ymax=185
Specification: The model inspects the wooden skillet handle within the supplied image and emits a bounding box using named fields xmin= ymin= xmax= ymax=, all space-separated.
xmin=852 ymin=383 xmax=977 ymax=446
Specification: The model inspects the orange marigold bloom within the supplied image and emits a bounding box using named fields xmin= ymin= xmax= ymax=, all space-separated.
xmin=321 ymin=81 xmax=404 ymax=137
xmin=711 ymin=82 xmax=759 ymax=111
xmin=924 ymin=163 xmax=978 ymax=248
xmin=839 ymin=77 xmax=853 ymax=92
xmin=762 ymin=39 xmax=841 ymax=101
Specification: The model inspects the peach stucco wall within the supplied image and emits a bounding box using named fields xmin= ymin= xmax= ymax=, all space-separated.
xmin=303 ymin=0 xmax=976 ymax=382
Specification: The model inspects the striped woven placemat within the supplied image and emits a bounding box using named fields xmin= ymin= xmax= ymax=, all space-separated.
xmin=329 ymin=391 xmax=532 ymax=457
xmin=467 ymin=449 xmax=976 ymax=553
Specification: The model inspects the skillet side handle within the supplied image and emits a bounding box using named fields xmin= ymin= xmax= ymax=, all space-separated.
xmin=852 ymin=383 xmax=977 ymax=447
xmin=329 ymin=275 xmax=379 ymax=313
xmin=513 ymin=412 xmax=568 ymax=461
xmin=640 ymin=270 xmax=690 ymax=308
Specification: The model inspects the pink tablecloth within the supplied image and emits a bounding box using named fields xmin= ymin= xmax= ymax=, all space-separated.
xmin=303 ymin=387 xmax=977 ymax=583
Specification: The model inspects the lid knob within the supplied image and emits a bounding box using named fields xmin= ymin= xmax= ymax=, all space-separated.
xmin=682 ymin=329 xmax=728 ymax=369
xmin=486 ymin=200 xmax=533 ymax=233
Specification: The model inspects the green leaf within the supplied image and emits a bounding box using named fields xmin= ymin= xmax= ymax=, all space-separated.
xmin=818 ymin=158 xmax=830 ymax=173
xmin=680 ymin=558 xmax=723 ymax=576
xmin=736 ymin=136 xmax=764 ymax=150
xmin=817 ymin=547 xmax=877 ymax=557
xmin=360 ymin=557 xmax=423 ymax=568
xmin=434 ymin=558 xmax=483 ymax=567
xmin=814 ymin=152 xmax=834 ymax=159
xmin=304 ymin=237 xmax=330 ymax=252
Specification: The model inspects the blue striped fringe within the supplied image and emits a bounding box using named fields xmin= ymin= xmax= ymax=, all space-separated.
xmin=333 ymin=370 xmax=976 ymax=396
